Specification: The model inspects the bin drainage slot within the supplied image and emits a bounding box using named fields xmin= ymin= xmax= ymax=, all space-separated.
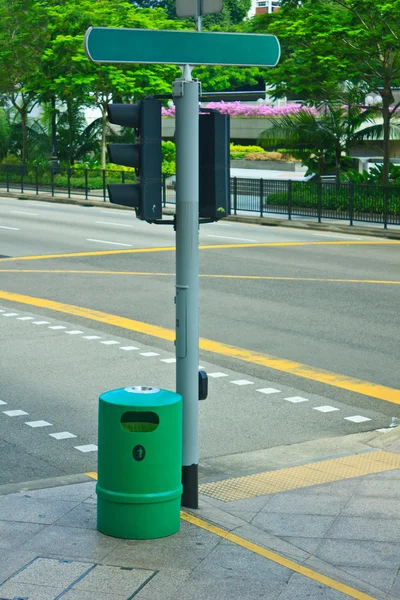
xmin=121 ymin=411 xmax=159 ymax=433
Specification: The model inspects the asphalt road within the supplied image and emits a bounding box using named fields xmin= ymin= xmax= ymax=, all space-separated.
xmin=0 ymin=195 xmax=399 ymax=485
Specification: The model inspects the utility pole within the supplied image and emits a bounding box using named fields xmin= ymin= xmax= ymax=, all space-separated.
xmin=173 ymin=65 xmax=201 ymax=509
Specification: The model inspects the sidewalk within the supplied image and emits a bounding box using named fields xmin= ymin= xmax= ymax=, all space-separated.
xmin=0 ymin=429 xmax=399 ymax=600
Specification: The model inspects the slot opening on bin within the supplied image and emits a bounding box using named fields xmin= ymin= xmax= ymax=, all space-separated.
xmin=121 ymin=411 xmax=160 ymax=433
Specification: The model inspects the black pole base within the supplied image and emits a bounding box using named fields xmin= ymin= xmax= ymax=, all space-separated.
xmin=181 ymin=464 xmax=198 ymax=509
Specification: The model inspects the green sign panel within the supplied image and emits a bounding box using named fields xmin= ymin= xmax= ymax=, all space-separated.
xmin=84 ymin=27 xmax=280 ymax=68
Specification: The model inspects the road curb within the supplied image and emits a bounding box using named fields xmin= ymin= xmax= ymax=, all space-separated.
xmin=1 ymin=190 xmax=399 ymax=239
xmin=0 ymin=473 xmax=94 ymax=496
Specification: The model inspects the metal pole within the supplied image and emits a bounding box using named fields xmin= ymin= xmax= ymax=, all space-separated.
xmin=196 ymin=0 xmax=202 ymax=32
xmin=173 ymin=65 xmax=200 ymax=509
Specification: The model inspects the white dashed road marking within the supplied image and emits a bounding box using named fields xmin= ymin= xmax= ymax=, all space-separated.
xmin=0 ymin=225 xmax=20 ymax=230
xmin=257 ymin=388 xmax=281 ymax=395
xmin=49 ymin=325 xmax=67 ymax=330
xmin=25 ymin=420 xmax=52 ymax=428
xmin=285 ymin=396 xmax=309 ymax=403
xmin=95 ymin=221 xmax=133 ymax=228
xmin=32 ymin=321 xmax=50 ymax=325
xmin=75 ymin=444 xmax=98 ymax=453
xmin=2 ymin=313 xmax=19 ymax=317
xmin=345 ymin=415 xmax=372 ymax=423
xmin=208 ymin=372 xmax=228 ymax=378
xmin=10 ymin=210 xmax=38 ymax=216
xmin=161 ymin=358 xmax=176 ymax=364
xmin=0 ymin=400 xmax=7 ymax=405
xmin=3 ymin=410 xmax=29 ymax=417
xmin=86 ymin=238 xmax=133 ymax=247
xmin=206 ymin=234 xmax=256 ymax=242
xmin=231 ymin=380 xmax=254 ymax=386
xmin=65 ymin=330 xmax=83 ymax=335
xmin=100 ymin=340 xmax=120 ymax=346
xmin=18 ymin=316 xmax=34 ymax=320
xmin=83 ymin=335 xmax=102 ymax=340
xmin=313 ymin=406 xmax=340 ymax=413
xmin=120 ymin=346 xmax=139 ymax=351
xmin=50 ymin=432 xmax=77 ymax=440
xmin=140 ymin=352 xmax=160 ymax=357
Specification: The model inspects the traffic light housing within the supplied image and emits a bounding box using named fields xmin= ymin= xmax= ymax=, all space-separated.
xmin=199 ymin=111 xmax=230 ymax=220
xmin=107 ymin=98 xmax=162 ymax=222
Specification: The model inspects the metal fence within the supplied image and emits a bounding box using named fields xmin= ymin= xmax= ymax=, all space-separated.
xmin=1 ymin=165 xmax=399 ymax=229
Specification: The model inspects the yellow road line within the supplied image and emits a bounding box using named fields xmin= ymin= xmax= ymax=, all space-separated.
xmin=199 ymin=450 xmax=400 ymax=502
xmin=0 ymin=240 xmax=398 ymax=263
xmin=180 ymin=512 xmax=377 ymax=600
xmin=1 ymin=289 xmax=399 ymax=405
xmin=84 ymin=470 xmax=377 ymax=600
xmin=0 ymin=269 xmax=400 ymax=286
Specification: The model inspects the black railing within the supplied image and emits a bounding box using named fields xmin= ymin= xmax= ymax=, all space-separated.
xmin=1 ymin=165 xmax=399 ymax=228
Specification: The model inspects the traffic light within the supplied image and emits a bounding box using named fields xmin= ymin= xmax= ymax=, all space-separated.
xmin=199 ymin=111 xmax=230 ymax=220
xmin=107 ymin=98 xmax=162 ymax=222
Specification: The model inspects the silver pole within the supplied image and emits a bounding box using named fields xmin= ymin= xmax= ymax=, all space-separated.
xmin=173 ymin=65 xmax=200 ymax=509
xmin=196 ymin=0 xmax=202 ymax=31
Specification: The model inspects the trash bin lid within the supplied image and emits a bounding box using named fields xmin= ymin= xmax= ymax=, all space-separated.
xmin=99 ymin=386 xmax=182 ymax=408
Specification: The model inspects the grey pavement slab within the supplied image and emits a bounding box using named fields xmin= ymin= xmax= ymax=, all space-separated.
xmin=260 ymin=491 xmax=349 ymax=516
xmin=55 ymin=502 xmax=97 ymax=529
xmin=340 ymin=566 xmax=398 ymax=596
xmin=253 ymin=511 xmax=336 ymax=538
xmin=342 ymin=496 xmax=400 ymax=519
xmin=0 ymin=493 xmax=79 ymax=524
xmin=326 ymin=516 xmax=400 ymax=543
xmin=24 ymin=525 xmax=121 ymax=561
xmin=276 ymin=572 xmax=360 ymax=600
xmin=314 ymin=538 xmax=400 ymax=569
xmin=10 ymin=557 xmax=91 ymax=588
xmin=0 ymin=581 xmax=66 ymax=599
xmin=0 ymin=520 xmax=45 ymax=552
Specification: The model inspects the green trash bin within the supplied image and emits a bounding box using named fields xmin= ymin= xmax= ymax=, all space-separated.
xmin=97 ymin=385 xmax=182 ymax=539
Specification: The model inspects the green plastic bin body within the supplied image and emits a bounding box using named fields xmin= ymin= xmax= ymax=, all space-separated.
xmin=97 ymin=386 xmax=182 ymax=539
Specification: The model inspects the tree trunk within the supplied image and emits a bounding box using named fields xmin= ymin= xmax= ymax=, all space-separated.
xmin=101 ymin=106 xmax=107 ymax=169
xmin=67 ymin=100 xmax=74 ymax=165
xmin=20 ymin=107 xmax=28 ymax=164
xmin=381 ymin=78 xmax=393 ymax=186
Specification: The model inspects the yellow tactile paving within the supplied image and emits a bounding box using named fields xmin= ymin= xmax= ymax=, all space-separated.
xmin=199 ymin=450 xmax=400 ymax=502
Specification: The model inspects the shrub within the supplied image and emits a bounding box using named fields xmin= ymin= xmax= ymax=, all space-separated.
xmin=230 ymin=143 xmax=264 ymax=159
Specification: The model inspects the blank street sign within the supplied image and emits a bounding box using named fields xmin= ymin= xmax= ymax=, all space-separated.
xmin=84 ymin=28 xmax=280 ymax=68
xmin=176 ymin=0 xmax=223 ymax=17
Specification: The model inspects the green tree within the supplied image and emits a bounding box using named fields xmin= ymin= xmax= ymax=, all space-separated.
xmin=252 ymin=0 xmax=400 ymax=184
xmin=0 ymin=0 xmax=48 ymax=162
xmin=39 ymin=0 xmax=181 ymax=167
xmin=260 ymin=102 xmax=378 ymax=179
xmin=131 ymin=0 xmax=251 ymax=25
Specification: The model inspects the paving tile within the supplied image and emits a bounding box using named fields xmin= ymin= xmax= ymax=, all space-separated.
xmin=62 ymin=591 xmax=126 ymax=600
xmin=0 ymin=549 xmax=39 ymax=584
xmin=0 ymin=581 xmax=64 ymax=599
xmin=0 ymin=521 xmax=44 ymax=552
xmin=26 ymin=482 xmax=96 ymax=503
xmin=149 ymin=576 xmax=282 ymax=600
xmin=231 ymin=523 xmax=309 ymax=563
xmin=128 ymin=569 xmax=191 ymax=600
xmin=104 ymin=520 xmax=220 ymax=570
xmin=340 ymin=566 xmax=398 ymax=595
xmin=315 ymin=538 xmax=400 ymax=568
xmin=283 ymin=478 xmax=362 ymax=497
xmin=280 ymin=536 xmax=323 ymax=555
xmin=55 ymin=503 xmax=97 ymax=530
xmin=0 ymin=495 xmax=79 ymax=524
xmin=276 ymin=572 xmax=359 ymax=599
xmin=190 ymin=538 xmax=290 ymax=584
xmin=342 ymin=496 xmax=400 ymax=519
xmin=11 ymin=557 xmax=92 ymax=588
xmin=326 ymin=516 xmax=400 ymax=543
xmin=261 ymin=492 xmax=348 ymax=516
xmin=74 ymin=564 xmax=154 ymax=596
xmin=0 ymin=581 xmax=63 ymax=600
xmin=24 ymin=525 xmax=121 ymax=561
xmin=355 ymin=479 xmax=400 ymax=497
xmin=390 ymin=572 xmax=400 ymax=598
xmin=253 ymin=511 xmax=336 ymax=538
